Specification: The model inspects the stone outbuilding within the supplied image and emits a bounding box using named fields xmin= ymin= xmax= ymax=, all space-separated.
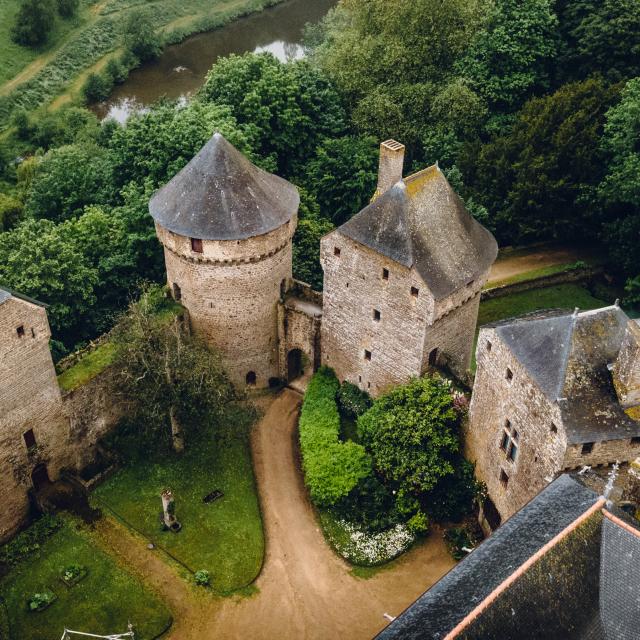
xmin=0 ymin=288 xmax=70 ymax=541
xmin=150 ymin=133 xmax=302 ymax=390
xmin=320 ymin=140 xmax=498 ymax=395
xmin=467 ymin=304 xmax=640 ymax=529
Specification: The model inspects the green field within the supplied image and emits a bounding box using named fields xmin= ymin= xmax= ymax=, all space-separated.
xmin=0 ymin=519 xmax=171 ymax=640
xmin=93 ymin=429 xmax=264 ymax=594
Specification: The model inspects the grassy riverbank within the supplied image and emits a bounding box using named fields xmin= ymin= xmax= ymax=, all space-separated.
xmin=0 ymin=0 xmax=285 ymax=129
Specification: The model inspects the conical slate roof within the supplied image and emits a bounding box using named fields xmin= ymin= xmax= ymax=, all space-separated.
xmin=338 ymin=166 xmax=498 ymax=300
xmin=149 ymin=133 xmax=299 ymax=240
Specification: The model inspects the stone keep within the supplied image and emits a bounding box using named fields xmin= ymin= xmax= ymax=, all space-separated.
xmin=150 ymin=133 xmax=299 ymax=390
xmin=320 ymin=140 xmax=498 ymax=395
xmin=0 ymin=289 xmax=70 ymax=541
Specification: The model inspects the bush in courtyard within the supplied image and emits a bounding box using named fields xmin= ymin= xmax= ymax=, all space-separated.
xmin=407 ymin=511 xmax=430 ymax=537
xmin=444 ymin=525 xmax=478 ymax=560
xmin=27 ymin=591 xmax=55 ymax=611
xmin=299 ymin=367 xmax=372 ymax=506
xmin=337 ymin=381 xmax=372 ymax=419
xmin=194 ymin=570 xmax=210 ymax=586
xmin=0 ymin=515 xmax=62 ymax=568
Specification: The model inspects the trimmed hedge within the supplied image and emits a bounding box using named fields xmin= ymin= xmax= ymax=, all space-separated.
xmin=299 ymin=367 xmax=371 ymax=506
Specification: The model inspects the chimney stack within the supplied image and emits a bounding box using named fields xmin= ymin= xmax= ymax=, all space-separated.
xmin=376 ymin=140 xmax=405 ymax=196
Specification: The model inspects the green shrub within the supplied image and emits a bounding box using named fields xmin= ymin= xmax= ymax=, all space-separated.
xmin=0 ymin=195 xmax=24 ymax=231
xmin=0 ymin=514 xmax=62 ymax=568
xmin=444 ymin=525 xmax=477 ymax=560
xmin=194 ymin=569 xmax=210 ymax=586
xmin=11 ymin=0 xmax=56 ymax=47
xmin=337 ymin=381 xmax=372 ymax=419
xmin=105 ymin=57 xmax=127 ymax=84
xmin=299 ymin=367 xmax=372 ymax=506
xmin=407 ymin=511 xmax=430 ymax=537
xmin=57 ymin=0 xmax=79 ymax=18
xmin=27 ymin=591 xmax=55 ymax=611
xmin=82 ymin=72 xmax=113 ymax=104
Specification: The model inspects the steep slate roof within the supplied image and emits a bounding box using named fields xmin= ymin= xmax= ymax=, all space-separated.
xmin=337 ymin=167 xmax=498 ymax=300
xmin=377 ymin=475 xmax=601 ymax=640
xmin=149 ymin=133 xmax=299 ymax=241
xmin=491 ymin=306 xmax=640 ymax=443
xmin=0 ymin=287 xmax=10 ymax=306
xmin=0 ymin=285 xmax=46 ymax=308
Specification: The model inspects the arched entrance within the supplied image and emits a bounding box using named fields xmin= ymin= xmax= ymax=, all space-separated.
xmin=287 ymin=349 xmax=303 ymax=382
xmin=31 ymin=464 xmax=50 ymax=491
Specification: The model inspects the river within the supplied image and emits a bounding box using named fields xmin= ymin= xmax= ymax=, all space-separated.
xmin=95 ymin=0 xmax=337 ymax=122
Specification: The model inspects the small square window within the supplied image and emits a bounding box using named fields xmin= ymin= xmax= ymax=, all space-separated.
xmin=500 ymin=470 xmax=509 ymax=487
xmin=411 ymin=286 xmax=419 ymax=298
xmin=500 ymin=432 xmax=509 ymax=451
xmin=486 ymin=341 xmax=492 ymax=352
xmin=632 ymin=437 xmax=640 ymax=445
xmin=191 ymin=238 xmax=203 ymax=253
xmin=581 ymin=442 xmax=594 ymax=455
xmin=16 ymin=325 xmax=25 ymax=337
xmin=382 ymin=268 xmax=389 ymax=280
xmin=373 ymin=309 xmax=381 ymax=322
xmin=23 ymin=429 xmax=36 ymax=449
xmin=506 ymin=368 xmax=513 ymax=381
xmin=507 ymin=443 xmax=518 ymax=462
xmin=364 ymin=350 xmax=372 ymax=361
xmin=551 ymin=422 xmax=558 ymax=434
xmin=334 ymin=247 xmax=341 ymax=256
xmin=31 ymin=328 xmax=35 ymax=338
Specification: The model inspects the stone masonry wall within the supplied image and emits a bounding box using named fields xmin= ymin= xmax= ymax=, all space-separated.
xmin=563 ymin=439 xmax=640 ymax=469
xmin=0 ymin=297 xmax=70 ymax=542
xmin=466 ymin=327 xmax=567 ymax=522
xmin=158 ymin=221 xmax=295 ymax=390
xmin=278 ymin=297 xmax=322 ymax=381
xmin=320 ymin=233 xmax=430 ymax=396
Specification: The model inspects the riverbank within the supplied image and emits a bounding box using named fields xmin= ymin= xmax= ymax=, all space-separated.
xmin=0 ymin=0 xmax=288 ymax=130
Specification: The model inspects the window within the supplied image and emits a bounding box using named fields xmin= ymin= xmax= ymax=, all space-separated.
xmin=500 ymin=470 xmax=509 ymax=488
xmin=373 ymin=309 xmax=381 ymax=322
xmin=172 ymin=283 xmax=182 ymax=301
xmin=23 ymin=429 xmax=36 ymax=450
xmin=334 ymin=247 xmax=341 ymax=256
xmin=632 ymin=437 xmax=640 ymax=445
xmin=367 ymin=382 xmax=371 ymax=389
xmin=486 ymin=340 xmax=492 ymax=352
xmin=31 ymin=328 xmax=35 ymax=338
xmin=428 ymin=348 xmax=439 ymax=367
xmin=500 ymin=420 xmax=519 ymax=463
xmin=551 ymin=422 xmax=558 ymax=434
xmin=16 ymin=325 xmax=25 ymax=337
xmin=280 ymin=279 xmax=286 ymax=299
xmin=364 ymin=350 xmax=372 ymax=361
xmin=506 ymin=368 xmax=513 ymax=381
xmin=581 ymin=442 xmax=594 ymax=455
xmin=358 ymin=375 xmax=362 ymax=383
xmin=245 ymin=371 xmax=257 ymax=386
xmin=411 ymin=286 xmax=419 ymax=298
xmin=191 ymin=238 xmax=203 ymax=253
xmin=382 ymin=268 xmax=389 ymax=280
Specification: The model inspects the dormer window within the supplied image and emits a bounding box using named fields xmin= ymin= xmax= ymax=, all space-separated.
xmin=191 ymin=238 xmax=203 ymax=253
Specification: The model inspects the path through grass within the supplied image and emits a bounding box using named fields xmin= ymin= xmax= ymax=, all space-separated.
xmin=0 ymin=518 xmax=172 ymax=640
xmin=93 ymin=428 xmax=264 ymax=594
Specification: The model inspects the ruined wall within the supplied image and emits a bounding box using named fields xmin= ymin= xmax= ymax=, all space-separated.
xmin=466 ymin=328 xmax=567 ymax=522
xmin=0 ymin=297 xmax=70 ymax=542
xmin=320 ymin=233 xmax=430 ymax=396
xmin=157 ymin=220 xmax=295 ymax=390
xmin=613 ymin=320 xmax=640 ymax=409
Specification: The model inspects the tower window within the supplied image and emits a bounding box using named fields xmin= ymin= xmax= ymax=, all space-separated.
xmin=486 ymin=340 xmax=492 ymax=352
xmin=551 ymin=422 xmax=558 ymax=434
xmin=364 ymin=350 xmax=372 ymax=361
xmin=191 ymin=238 xmax=203 ymax=253
xmin=16 ymin=325 xmax=25 ymax=337
xmin=500 ymin=470 xmax=509 ymax=488
xmin=506 ymin=368 xmax=513 ymax=381
xmin=581 ymin=442 xmax=594 ymax=455
xmin=500 ymin=420 xmax=519 ymax=463
xmin=334 ymin=247 xmax=341 ymax=256
xmin=382 ymin=268 xmax=389 ymax=280
xmin=373 ymin=309 xmax=381 ymax=322
xmin=31 ymin=328 xmax=35 ymax=338
xmin=172 ymin=283 xmax=182 ymax=301
xmin=23 ymin=429 xmax=36 ymax=450
xmin=411 ymin=286 xmax=419 ymax=298
xmin=246 ymin=371 xmax=257 ymax=386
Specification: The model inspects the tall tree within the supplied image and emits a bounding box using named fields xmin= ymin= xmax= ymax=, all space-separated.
xmin=122 ymin=10 xmax=162 ymax=62
xmin=11 ymin=0 xmax=56 ymax=47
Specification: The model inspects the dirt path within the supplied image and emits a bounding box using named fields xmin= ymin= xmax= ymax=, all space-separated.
xmin=94 ymin=390 xmax=455 ymax=639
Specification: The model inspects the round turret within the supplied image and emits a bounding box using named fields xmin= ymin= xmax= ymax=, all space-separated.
xmin=150 ymin=133 xmax=299 ymax=389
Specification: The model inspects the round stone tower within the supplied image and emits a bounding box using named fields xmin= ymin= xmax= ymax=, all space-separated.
xmin=149 ymin=133 xmax=299 ymax=390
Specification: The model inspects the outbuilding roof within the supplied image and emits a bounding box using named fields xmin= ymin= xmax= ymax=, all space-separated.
xmin=337 ymin=167 xmax=498 ymax=300
xmin=489 ymin=306 xmax=640 ymax=443
xmin=149 ymin=133 xmax=299 ymax=241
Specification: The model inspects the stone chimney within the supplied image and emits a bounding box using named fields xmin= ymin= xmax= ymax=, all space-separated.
xmin=613 ymin=319 xmax=640 ymax=409
xmin=376 ymin=139 xmax=405 ymax=195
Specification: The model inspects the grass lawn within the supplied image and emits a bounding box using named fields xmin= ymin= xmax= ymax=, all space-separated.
xmin=0 ymin=519 xmax=171 ymax=640
xmin=57 ymin=342 xmax=117 ymax=392
xmin=92 ymin=432 xmax=264 ymax=594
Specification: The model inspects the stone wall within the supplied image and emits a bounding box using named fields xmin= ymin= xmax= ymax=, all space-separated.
xmin=157 ymin=220 xmax=295 ymax=390
xmin=466 ymin=327 xmax=567 ymax=523
xmin=0 ymin=297 xmax=70 ymax=542
xmin=563 ymin=439 xmax=640 ymax=470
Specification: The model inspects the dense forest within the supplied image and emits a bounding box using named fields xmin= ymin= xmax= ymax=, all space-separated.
xmin=0 ymin=0 xmax=639 ymax=358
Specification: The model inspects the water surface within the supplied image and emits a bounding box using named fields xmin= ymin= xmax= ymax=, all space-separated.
xmin=96 ymin=0 xmax=336 ymax=121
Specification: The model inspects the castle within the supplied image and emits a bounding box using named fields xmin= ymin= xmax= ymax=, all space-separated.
xmin=2 ymin=131 xmax=639 ymax=550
